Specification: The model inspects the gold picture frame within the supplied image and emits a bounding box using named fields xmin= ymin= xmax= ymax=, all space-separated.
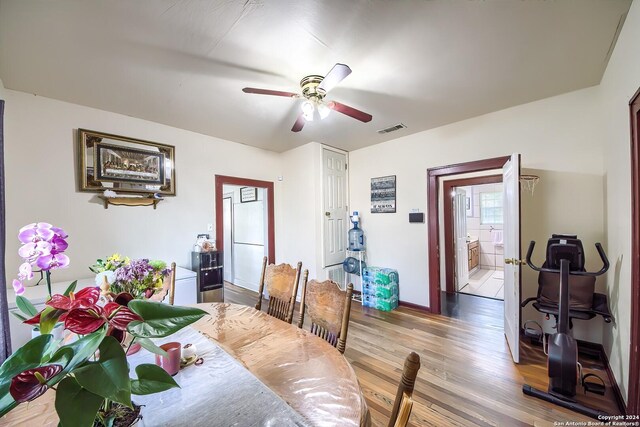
xmin=77 ymin=129 xmax=176 ymax=195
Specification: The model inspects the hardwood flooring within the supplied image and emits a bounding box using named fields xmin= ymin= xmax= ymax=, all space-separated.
xmin=224 ymin=283 xmax=621 ymax=426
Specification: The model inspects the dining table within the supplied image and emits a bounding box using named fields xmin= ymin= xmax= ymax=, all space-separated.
xmin=0 ymin=302 xmax=370 ymax=427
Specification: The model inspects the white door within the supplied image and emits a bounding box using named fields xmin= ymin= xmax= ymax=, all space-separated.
xmin=454 ymin=188 xmax=469 ymax=290
xmin=323 ymin=149 xmax=348 ymax=267
xmin=223 ymin=196 xmax=233 ymax=283
xmin=503 ymin=153 xmax=521 ymax=363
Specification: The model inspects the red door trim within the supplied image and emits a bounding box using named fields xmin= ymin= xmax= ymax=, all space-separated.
xmin=214 ymin=175 xmax=275 ymax=264
xmin=627 ymin=86 xmax=640 ymax=415
xmin=427 ymin=156 xmax=511 ymax=314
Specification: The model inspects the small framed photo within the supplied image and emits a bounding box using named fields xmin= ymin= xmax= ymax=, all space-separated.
xmin=371 ymin=175 xmax=396 ymax=213
xmin=240 ymin=187 xmax=258 ymax=203
xmin=466 ymin=194 xmax=474 ymax=217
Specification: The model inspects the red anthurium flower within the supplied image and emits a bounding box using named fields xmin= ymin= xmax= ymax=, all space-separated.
xmin=9 ymin=365 xmax=63 ymax=403
xmin=46 ymin=287 xmax=100 ymax=311
xmin=64 ymin=306 xmax=106 ymax=334
xmin=23 ymin=312 xmax=41 ymax=326
xmin=104 ymin=302 xmax=142 ymax=331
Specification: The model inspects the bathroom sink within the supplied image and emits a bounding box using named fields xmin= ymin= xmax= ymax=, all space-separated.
xmin=466 ymin=236 xmax=479 ymax=243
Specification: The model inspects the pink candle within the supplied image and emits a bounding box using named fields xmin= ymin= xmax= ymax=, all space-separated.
xmin=155 ymin=342 xmax=182 ymax=376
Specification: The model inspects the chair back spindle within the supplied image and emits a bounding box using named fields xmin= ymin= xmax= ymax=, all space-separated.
xmin=256 ymin=256 xmax=302 ymax=324
xmin=388 ymin=352 xmax=421 ymax=427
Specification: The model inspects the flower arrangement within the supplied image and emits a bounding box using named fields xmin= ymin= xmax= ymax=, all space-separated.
xmin=1 ymin=282 xmax=208 ymax=426
xmin=90 ymin=254 xmax=170 ymax=300
xmin=12 ymin=222 xmax=70 ymax=297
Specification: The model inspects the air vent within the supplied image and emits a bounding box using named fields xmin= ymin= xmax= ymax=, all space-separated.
xmin=377 ymin=123 xmax=407 ymax=134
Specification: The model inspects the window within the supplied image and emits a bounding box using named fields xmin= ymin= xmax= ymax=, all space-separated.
xmin=480 ymin=192 xmax=503 ymax=225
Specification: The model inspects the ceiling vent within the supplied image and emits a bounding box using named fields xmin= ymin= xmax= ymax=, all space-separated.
xmin=377 ymin=123 xmax=407 ymax=134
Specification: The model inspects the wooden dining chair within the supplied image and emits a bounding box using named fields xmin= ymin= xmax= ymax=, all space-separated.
xmin=149 ymin=261 xmax=176 ymax=304
xmin=255 ymin=256 xmax=302 ymax=324
xmin=297 ymin=279 xmax=353 ymax=354
xmin=388 ymin=352 xmax=421 ymax=427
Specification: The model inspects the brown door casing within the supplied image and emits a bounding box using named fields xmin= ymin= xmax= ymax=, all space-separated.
xmin=214 ymin=175 xmax=275 ymax=264
xmin=628 ymin=87 xmax=640 ymax=415
xmin=427 ymin=156 xmax=511 ymax=314
xmin=442 ymin=175 xmax=503 ymax=293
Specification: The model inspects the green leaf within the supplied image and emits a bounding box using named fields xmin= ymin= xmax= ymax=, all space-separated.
xmin=0 ymin=334 xmax=54 ymax=417
xmin=73 ymin=336 xmax=131 ymax=407
xmin=38 ymin=306 xmax=65 ymax=335
xmin=136 ymin=337 xmax=168 ymax=357
xmin=51 ymin=327 xmax=107 ymax=381
xmin=55 ymin=376 xmax=104 ymax=427
xmin=10 ymin=311 xmax=28 ymax=322
xmin=130 ymin=363 xmax=179 ymax=395
xmin=127 ymin=300 xmax=207 ymax=338
xmin=63 ymin=280 xmax=78 ymax=297
xmin=15 ymin=295 xmax=38 ymax=317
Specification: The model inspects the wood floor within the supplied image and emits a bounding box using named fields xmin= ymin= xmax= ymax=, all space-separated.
xmin=224 ymin=283 xmax=620 ymax=426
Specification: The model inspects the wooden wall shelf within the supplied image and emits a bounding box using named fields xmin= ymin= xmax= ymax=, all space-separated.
xmin=99 ymin=196 xmax=162 ymax=209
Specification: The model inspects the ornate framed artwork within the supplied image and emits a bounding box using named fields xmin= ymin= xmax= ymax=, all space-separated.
xmin=77 ymin=129 xmax=176 ymax=195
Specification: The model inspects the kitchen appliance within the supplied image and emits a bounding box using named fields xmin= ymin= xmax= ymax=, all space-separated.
xmin=191 ymin=251 xmax=224 ymax=303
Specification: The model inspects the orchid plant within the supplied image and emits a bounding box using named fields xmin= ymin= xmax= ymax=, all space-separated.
xmin=1 ymin=282 xmax=208 ymax=426
xmin=13 ymin=222 xmax=70 ymax=298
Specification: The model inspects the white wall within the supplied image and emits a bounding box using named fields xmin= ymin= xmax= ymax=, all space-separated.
xmin=598 ymin=0 xmax=640 ymax=404
xmin=3 ymin=90 xmax=283 ymax=285
xmin=349 ymin=86 xmax=605 ymax=308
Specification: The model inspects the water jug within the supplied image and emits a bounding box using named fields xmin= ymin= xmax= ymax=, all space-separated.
xmin=348 ymin=211 xmax=364 ymax=251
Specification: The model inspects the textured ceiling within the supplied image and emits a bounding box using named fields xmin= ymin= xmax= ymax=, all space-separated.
xmin=0 ymin=0 xmax=631 ymax=152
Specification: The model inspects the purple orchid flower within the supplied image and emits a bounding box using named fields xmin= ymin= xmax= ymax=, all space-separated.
xmin=18 ymin=224 xmax=55 ymax=244
xmin=18 ymin=262 xmax=33 ymax=281
xmin=49 ymin=236 xmax=68 ymax=252
xmin=18 ymin=241 xmax=52 ymax=260
xmin=36 ymin=253 xmax=70 ymax=270
xmin=12 ymin=279 xmax=25 ymax=296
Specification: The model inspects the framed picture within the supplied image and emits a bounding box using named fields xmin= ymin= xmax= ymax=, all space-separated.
xmin=240 ymin=187 xmax=258 ymax=203
xmin=371 ymin=175 xmax=396 ymax=213
xmin=77 ymin=129 xmax=175 ymax=195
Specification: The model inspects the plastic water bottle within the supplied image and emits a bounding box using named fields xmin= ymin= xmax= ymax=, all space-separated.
xmin=348 ymin=211 xmax=364 ymax=251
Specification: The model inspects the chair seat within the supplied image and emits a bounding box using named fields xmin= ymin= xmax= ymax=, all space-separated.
xmin=531 ymin=293 xmax=613 ymax=323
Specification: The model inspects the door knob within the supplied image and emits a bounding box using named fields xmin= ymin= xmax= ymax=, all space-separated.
xmin=505 ymin=258 xmax=526 ymax=265
xmin=325 ymin=212 xmax=331 ymax=217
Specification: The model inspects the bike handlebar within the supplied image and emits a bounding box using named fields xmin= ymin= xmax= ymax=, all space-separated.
xmin=525 ymin=241 xmax=609 ymax=276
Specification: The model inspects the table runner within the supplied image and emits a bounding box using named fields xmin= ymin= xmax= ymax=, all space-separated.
xmin=128 ymin=327 xmax=311 ymax=427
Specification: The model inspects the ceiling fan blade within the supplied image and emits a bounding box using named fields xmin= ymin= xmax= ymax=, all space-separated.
xmin=291 ymin=114 xmax=306 ymax=132
xmin=317 ymin=63 xmax=352 ymax=94
xmin=328 ymin=101 xmax=372 ymax=123
xmin=242 ymin=87 xmax=299 ymax=98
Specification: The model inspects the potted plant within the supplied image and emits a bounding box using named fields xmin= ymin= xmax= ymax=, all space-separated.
xmin=0 ymin=282 xmax=208 ymax=426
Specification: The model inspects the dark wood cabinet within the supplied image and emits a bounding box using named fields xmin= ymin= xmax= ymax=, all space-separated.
xmin=468 ymin=241 xmax=479 ymax=271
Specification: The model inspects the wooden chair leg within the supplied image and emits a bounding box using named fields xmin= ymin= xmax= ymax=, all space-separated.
xmin=168 ymin=262 xmax=177 ymax=306
xmin=255 ymin=256 xmax=267 ymax=311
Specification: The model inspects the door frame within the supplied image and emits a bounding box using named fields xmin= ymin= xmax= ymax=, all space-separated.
xmin=443 ymin=174 xmax=503 ymax=293
xmin=215 ymin=175 xmax=275 ymax=264
xmin=222 ymin=195 xmax=234 ymax=283
xmin=427 ymin=156 xmax=511 ymax=314
xmin=628 ymin=86 xmax=640 ymax=415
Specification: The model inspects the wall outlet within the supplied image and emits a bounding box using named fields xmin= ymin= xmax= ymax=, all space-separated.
xmin=207 ymin=223 xmax=213 ymax=231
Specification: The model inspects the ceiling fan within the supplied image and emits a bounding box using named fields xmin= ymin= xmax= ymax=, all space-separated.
xmin=242 ymin=63 xmax=373 ymax=132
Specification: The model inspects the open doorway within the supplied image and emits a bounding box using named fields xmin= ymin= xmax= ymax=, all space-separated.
xmin=215 ymin=175 xmax=275 ymax=295
xmin=428 ymin=155 xmax=522 ymax=363
xmin=443 ymin=176 xmax=505 ymax=300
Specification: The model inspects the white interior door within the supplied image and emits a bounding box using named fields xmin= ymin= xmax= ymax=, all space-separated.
xmin=454 ymin=188 xmax=469 ymax=290
xmin=322 ymin=149 xmax=347 ymax=267
xmin=503 ymin=153 xmax=521 ymax=363
xmin=222 ymin=196 xmax=233 ymax=283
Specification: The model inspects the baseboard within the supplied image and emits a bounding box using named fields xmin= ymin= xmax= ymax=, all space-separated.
xmin=576 ymin=339 xmax=627 ymax=415
xmin=398 ymin=300 xmax=432 ymax=313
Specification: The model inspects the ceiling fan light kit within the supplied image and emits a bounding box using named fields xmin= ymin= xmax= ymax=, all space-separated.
xmin=242 ymin=63 xmax=373 ymax=132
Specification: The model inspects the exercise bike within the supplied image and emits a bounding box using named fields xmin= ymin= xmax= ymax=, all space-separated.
xmin=521 ymin=234 xmax=613 ymax=419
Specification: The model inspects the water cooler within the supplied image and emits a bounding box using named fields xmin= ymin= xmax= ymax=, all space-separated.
xmin=191 ymin=251 xmax=224 ymax=303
